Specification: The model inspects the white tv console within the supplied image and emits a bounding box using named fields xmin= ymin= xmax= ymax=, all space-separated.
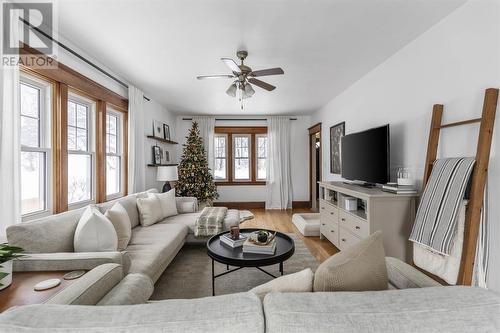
xmin=318 ymin=181 xmax=418 ymax=262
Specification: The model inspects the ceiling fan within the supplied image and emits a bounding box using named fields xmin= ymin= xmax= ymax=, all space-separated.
xmin=196 ymin=50 xmax=284 ymax=108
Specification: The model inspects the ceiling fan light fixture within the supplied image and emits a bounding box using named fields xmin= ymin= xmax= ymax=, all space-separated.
xmin=226 ymin=82 xmax=237 ymax=97
xmin=243 ymin=82 xmax=255 ymax=98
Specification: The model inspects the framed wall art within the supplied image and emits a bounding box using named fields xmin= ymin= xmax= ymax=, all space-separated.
xmin=330 ymin=121 xmax=345 ymax=174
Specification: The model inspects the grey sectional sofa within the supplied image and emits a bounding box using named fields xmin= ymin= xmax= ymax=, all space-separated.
xmin=6 ymin=189 xmax=240 ymax=304
xmin=0 ymin=286 xmax=498 ymax=332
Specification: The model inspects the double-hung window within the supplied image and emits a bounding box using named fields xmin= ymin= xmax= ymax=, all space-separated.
xmin=214 ymin=134 xmax=228 ymax=180
xmin=106 ymin=109 xmax=124 ymax=199
xmin=20 ymin=74 xmax=52 ymax=218
xmin=233 ymin=135 xmax=251 ymax=181
xmin=256 ymin=135 xmax=267 ymax=180
xmin=67 ymin=94 xmax=96 ymax=207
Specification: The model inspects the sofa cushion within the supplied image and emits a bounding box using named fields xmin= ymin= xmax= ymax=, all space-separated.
xmin=74 ymin=206 xmax=118 ymax=252
xmin=263 ymin=286 xmax=500 ymax=333
xmin=6 ymin=208 xmax=85 ymax=253
xmin=98 ymin=273 xmax=154 ymax=305
xmin=313 ymin=230 xmax=388 ymax=292
xmin=153 ymin=189 xmax=178 ymax=218
xmin=136 ymin=195 xmax=163 ymax=227
xmin=0 ymin=292 xmax=265 ymax=332
xmin=126 ymin=223 xmax=188 ymax=281
xmin=250 ymin=268 xmax=314 ymax=300
xmin=105 ymin=203 xmax=132 ymax=251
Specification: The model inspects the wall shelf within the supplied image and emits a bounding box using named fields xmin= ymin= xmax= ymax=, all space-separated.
xmin=147 ymin=163 xmax=178 ymax=167
xmin=146 ymin=135 xmax=178 ymax=145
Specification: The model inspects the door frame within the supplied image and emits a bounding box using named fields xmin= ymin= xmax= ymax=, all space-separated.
xmin=308 ymin=123 xmax=322 ymax=209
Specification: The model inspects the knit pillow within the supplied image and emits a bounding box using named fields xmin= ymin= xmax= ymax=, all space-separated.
xmin=313 ymin=231 xmax=388 ymax=292
xmin=250 ymin=268 xmax=314 ymax=300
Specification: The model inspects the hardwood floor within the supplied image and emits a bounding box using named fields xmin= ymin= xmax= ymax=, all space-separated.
xmin=240 ymin=208 xmax=339 ymax=263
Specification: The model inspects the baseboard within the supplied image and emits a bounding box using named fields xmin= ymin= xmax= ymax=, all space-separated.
xmin=213 ymin=201 xmax=311 ymax=209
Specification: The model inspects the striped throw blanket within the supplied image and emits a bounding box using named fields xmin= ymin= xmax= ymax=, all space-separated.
xmin=194 ymin=207 xmax=228 ymax=237
xmin=409 ymin=157 xmax=475 ymax=255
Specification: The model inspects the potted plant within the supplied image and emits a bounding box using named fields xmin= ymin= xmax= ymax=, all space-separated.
xmin=0 ymin=244 xmax=24 ymax=290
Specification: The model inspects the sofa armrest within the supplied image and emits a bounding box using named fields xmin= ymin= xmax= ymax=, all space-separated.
xmin=13 ymin=251 xmax=131 ymax=274
xmin=175 ymin=197 xmax=198 ymax=213
xmin=385 ymin=257 xmax=442 ymax=289
xmin=97 ymin=273 xmax=154 ymax=305
xmin=45 ymin=264 xmax=123 ymax=305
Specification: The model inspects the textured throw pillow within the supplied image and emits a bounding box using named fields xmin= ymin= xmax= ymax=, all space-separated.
xmin=74 ymin=206 xmax=118 ymax=252
xmin=313 ymin=231 xmax=388 ymax=292
xmin=105 ymin=202 xmax=132 ymax=251
xmin=136 ymin=195 xmax=163 ymax=226
xmin=250 ymin=268 xmax=314 ymax=300
xmin=152 ymin=189 xmax=178 ymax=219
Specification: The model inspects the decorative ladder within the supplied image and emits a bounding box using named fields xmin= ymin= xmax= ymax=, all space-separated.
xmin=421 ymin=88 xmax=498 ymax=285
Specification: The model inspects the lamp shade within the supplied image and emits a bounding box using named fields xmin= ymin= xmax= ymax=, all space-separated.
xmin=157 ymin=165 xmax=178 ymax=182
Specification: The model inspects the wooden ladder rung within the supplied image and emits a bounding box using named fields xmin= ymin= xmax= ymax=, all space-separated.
xmin=439 ymin=118 xmax=482 ymax=128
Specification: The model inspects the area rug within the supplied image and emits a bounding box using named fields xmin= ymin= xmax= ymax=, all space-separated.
xmin=150 ymin=234 xmax=318 ymax=300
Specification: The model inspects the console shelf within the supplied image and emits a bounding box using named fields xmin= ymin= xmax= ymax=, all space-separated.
xmin=318 ymin=181 xmax=417 ymax=262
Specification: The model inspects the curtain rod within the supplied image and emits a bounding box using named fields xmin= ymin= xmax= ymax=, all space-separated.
xmin=182 ymin=118 xmax=297 ymax=121
xmin=20 ymin=18 xmax=150 ymax=102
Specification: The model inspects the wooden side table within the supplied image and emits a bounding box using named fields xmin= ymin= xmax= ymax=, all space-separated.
xmin=0 ymin=271 xmax=77 ymax=312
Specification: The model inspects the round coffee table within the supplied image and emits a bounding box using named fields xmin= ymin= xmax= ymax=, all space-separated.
xmin=207 ymin=228 xmax=295 ymax=296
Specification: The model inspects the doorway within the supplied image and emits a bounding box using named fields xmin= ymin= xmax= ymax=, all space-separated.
xmin=308 ymin=123 xmax=322 ymax=211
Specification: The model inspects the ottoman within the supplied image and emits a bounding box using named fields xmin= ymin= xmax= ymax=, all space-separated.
xmin=292 ymin=213 xmax=320 ymax=237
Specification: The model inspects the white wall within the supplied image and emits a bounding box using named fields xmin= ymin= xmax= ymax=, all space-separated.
xmin=175 ymin=115 xmax=311 ymax=203
xmin=312 ymin=0 xmax=500 ymax=290
xmin=144 ymin=100 xmax=178 ymax=190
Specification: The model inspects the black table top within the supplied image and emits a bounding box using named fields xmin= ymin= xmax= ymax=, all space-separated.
xmin=207 ymin=228 xmax=295 ymax=267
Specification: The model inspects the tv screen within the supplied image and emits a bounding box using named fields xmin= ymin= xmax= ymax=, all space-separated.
xmin=341 ymin=125 xmax=390 ymax=184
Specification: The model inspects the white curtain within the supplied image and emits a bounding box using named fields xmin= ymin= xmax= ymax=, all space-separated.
xmin=127 ymin=85 xmax=146 ymax=194
xmin=192 ymin=116 xmax=215 ymax=172
xmin=0 ymin=7 xmax=21 ymax=240
xmin=266 ymin=116 xmax=293 ymax=209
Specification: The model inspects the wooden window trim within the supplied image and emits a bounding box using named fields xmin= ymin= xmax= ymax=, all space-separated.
xmin=20 ymin=45 xmax=129 ymax=214
xmin=215 ymin=127 xmax=267 ymax=186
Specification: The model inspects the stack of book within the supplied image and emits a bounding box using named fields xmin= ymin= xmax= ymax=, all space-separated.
xmin=242 ymin=238 xmax=276 ymax=255
xmin=220 ymin=233 xmax=247 ymax=248
xmin=381 ymin=184 xmax=417 ymax=194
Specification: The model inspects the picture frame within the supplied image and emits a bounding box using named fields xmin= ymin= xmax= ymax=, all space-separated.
xmin=152 ymin=145 xmax=162 ymax=165
xmin=165 ymin=150 xmax=170 ymax=162
xmin=163 ymin=124 xmax=170 ymax=140
xmin=330 ymin=121 xmax=345 ymax=174
xmin=153 ymin=120 xmax=163 ymax=138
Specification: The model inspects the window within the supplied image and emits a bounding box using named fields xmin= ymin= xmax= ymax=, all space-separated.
xmin=214 ymin=134 xmax=227 ymax=180
xmin=20 ymin=74 xmax=52 ymax=217
xmin=214 ymin=127 xmax=267 ymax=184
xmin=256 ymin=135 xmax=267 ymax=180
xmin=67 ymin=95 xmax=95 ymax=206
xmin=233 ymin=135 xmax=251 ymax=180
xmin=106 ymin=109 xmax=124 ymax=199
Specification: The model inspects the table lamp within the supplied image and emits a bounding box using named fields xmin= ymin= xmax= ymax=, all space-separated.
xmin=157 ymin=165 xmax=178 ymax=192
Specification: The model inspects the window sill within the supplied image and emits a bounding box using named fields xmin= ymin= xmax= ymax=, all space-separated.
xmin=215 ymin=181 xmax=266 ymax=186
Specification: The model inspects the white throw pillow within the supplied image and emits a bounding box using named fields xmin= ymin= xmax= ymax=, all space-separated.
xmin=74 ymin=206 xmax=118 ymax=252
xmin=250 ymin=268 xmax=314 ymax=300
xmin=105 ymin=202 xmax=132 ymax=251
xmin=151 ymin=189 xmax=178 ymax=219
xmin=136 ymin=195 xmax=163 ymax=226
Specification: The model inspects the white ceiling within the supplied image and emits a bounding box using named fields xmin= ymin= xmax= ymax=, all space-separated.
xmin=57 ymin=0 xmax=465 ymax=115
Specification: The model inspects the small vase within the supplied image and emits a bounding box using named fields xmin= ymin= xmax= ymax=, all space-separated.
xmin=0 ymin=260 xmax=13 ymax=290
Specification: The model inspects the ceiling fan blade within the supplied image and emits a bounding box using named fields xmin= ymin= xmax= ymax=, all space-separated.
xmin=250 ymin=67 xmax=284 ymax=77
xmin=248 ymin=78 xmax=276 ymax=91
xmin=221 ymin=58 xmax=241 ymax=73
xmin=196 ymin=74 xmax=234 ymax=80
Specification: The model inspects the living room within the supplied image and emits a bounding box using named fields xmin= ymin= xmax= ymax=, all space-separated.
xmin=0 ymin=0 xmax=499 ymax=331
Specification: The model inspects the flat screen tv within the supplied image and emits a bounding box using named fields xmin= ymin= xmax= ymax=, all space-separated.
xmin=341 ymin=124 xmax=390 ymax=185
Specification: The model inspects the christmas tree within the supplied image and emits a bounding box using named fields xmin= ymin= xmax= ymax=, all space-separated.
xmin=176 ymin=121 xmax=219 ymax=203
